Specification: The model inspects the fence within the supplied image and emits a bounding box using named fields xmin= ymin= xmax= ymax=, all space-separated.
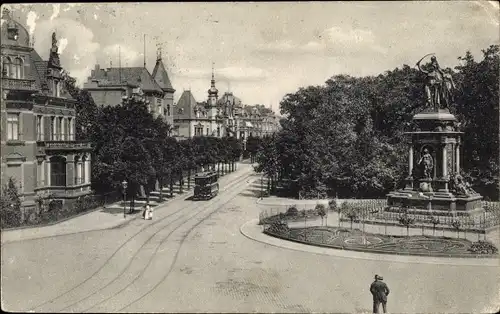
xmin=259 ymin=199 xmax=500 ymax=236
xmin=1 ymin=191 xmax=123 ymax=229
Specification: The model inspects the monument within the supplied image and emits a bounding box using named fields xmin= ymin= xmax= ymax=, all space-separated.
xmin=385 ymin=54 xmax=483 ymax=217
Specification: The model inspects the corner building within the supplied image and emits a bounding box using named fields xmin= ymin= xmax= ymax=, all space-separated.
xmin=1 ymin=9 xmax=92 ymax=213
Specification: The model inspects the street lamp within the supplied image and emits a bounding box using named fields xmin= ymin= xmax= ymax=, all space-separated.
xmin=122 ymin=180 xmax=128 ymax=218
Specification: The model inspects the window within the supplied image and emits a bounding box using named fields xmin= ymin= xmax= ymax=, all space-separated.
xmin=194 ymin=126 xmax=203 ymax=136
xmin=53 ymin=80 xmax=60 ymax=97
xmin=206 ymin=128 xmax=209 ymax=135
xmin=60 ymin=117 xmax=66 ymax=141
xmin=7 ymin=113 xmax=19 ymax=140
xmin=13 ymin=57 xmax=23 ymax=79
xmin=2 ymin=57 xmax=11 ymax=77
xmin=217 ymin=127 xmax=220 ymax=137
xmin=74 ymin=157 xmax=81 ymax=185
xmin=50 ymin=156 xmax=66 ymax=187
xmin=36 ymin=115 xmax=43 ymax=141
xmin=82 ymin=155 xmax=87 ymax=184
xmin=167 ymin=104 xmax=171 ymax=116
xmin=68 ymin=117 xmax=74 ymax=140
xmin=51 ymin=116 xmax=56 ymax=140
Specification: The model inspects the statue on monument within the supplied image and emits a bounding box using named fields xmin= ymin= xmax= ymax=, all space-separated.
xmin=416 ymin=54 xmax=456 ymax=110
xmin=49 ymin=32 xmax=61 ymax=68
xmin=450 ymin=173 xmax=477 ymax=196
xmin=417 ymin=148 xmax=433 ymax=179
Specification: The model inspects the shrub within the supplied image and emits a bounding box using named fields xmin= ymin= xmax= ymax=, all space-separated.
xmin=316 ymin=204 xmax=327 ymax=217
xmin=0 ymin=178 xmax=22 ymax=228
xmin=468 ymin=241 xmax=498 ymax=254
xmin=267 ymin=221 xmax=289 ymax=234
xmin=286 ymin=205 xmax=299 ymax=217
xmin=328 ymin=199 xmax=338 ymax=212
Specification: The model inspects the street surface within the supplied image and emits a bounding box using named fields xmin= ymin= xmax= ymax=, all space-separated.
xmin=2 ymin=163 xmax=499 ymax=313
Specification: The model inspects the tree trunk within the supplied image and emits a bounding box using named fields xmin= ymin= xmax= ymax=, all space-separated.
xmin=188 ymin=169 xmax=191 ymax=189
xmin=159 ymin=178 xmax=163 ymax=202
xmin=170 ymin=177 xmax=174 ymax=197
xmin=179 ymin=171 xmax=184 ymax=194
xmin=407 ymin=226 xmax=410 ymax=237
xmin=350 ymin=220 xmax=353 ymax=230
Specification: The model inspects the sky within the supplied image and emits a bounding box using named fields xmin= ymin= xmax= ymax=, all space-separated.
xmin=2 ymin=2 xmax=499 ymax=113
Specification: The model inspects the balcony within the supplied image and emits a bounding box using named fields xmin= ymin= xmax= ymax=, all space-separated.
xmin=38 ymin=140 xmax=92 ymax=152
xmin=2 ymin=78 xmax=37 ymax=91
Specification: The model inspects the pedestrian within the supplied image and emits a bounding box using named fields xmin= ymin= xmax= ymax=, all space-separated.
xmin=143 ymin=203 xmax=153 ymax=220
xmin=370 ymin=274 xmax=390 ymax=314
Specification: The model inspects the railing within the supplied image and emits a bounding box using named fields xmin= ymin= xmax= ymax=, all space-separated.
xmin=74 ymin=177 xmax=85 ymax=185
xmin=2 ymin=78 xmax=37 ymax=91
xmin=41 ymin=141 xmax=92 ymax=150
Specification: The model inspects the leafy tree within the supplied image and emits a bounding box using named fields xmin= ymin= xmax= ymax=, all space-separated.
xmin=316 ymin=203 xmax=327 ymax=226
xmin=398 ymin=211 xmax=415 ymax=237
xmin=0 ymin=178 xmax=22 ymax=228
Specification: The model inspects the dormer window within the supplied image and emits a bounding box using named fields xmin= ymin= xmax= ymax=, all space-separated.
xmin=53 ymin=80 xmax=60 ymax=97
xmin=7 ymin=22 xmax=19 ymax=41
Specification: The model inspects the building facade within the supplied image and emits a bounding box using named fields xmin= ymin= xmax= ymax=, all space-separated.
xmin=174 ymin=66 xmax=224 ymax=139
xmin=1 ymin=9 xmax=92 ymax=213
xmin=83 ymin=50 xmax=175 ymax=126
xmin=173 ymin=65 xmax=280 ymax=140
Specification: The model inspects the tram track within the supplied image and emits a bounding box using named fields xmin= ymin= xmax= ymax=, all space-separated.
xmin=29 ymin=167 xmax=254 ymax=313
xmin=91 ymin=175 xmax=258 ymax=313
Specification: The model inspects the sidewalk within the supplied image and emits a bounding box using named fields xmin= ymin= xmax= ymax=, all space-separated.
xmin=1 ymin=162 xmax=250 ymax=244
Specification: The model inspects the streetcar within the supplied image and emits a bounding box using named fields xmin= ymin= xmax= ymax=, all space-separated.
xmin=193 ymin=171 xmax=219 ymax=200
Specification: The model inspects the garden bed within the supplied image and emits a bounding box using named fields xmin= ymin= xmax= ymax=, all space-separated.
xmin=263 ymin=223 xmax=498 ymax=258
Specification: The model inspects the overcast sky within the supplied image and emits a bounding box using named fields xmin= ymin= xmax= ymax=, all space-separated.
xmin=4 ymin=2 xmax=499 ymax=113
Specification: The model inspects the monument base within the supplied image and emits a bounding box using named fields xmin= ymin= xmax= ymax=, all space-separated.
xmin=386 ymin=189 xmax=483 ymax=213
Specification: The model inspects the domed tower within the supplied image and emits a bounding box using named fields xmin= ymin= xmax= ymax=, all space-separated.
xmin=207 ymin=62 xmax=220 ymax=136
xmin=207 ymin=62 xmax=218 ymax=108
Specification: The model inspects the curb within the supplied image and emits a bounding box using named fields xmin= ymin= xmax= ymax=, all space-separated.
xmin=0 ymin=167 xmax=246 ymax=243
xmin=240 ymin=219 xmax=499 ymax=267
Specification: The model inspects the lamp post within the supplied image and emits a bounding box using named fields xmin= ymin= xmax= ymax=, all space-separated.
xmin=122 ymin=180 xmax=128 ymax=218
xmin=260 ymin=174 xmax=263 ymax=199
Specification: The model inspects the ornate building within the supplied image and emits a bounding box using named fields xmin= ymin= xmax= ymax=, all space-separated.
xmin=1 ymin=9 xmax=92 ymax=214
xmin=83 ymin=49 xmax=175 ymax=126
xmin=173 ymin=65 xmax=280 ymax=140
xmin=174 ymin=65 xmax=224 ymax=139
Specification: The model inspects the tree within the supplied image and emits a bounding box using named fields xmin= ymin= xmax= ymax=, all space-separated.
xmin=342 ymin=203 xmax=360 ymax=230
xmin=453 ymin=46 xmax=499 ymax=200
xmin=316 ymin=204 xmax=327 ymax=226
xmin=62 ymin=72 xmax=98 ymax=140
xmin=0 ymin=178 xmax=22 ymax=228
xmin=451 ymin=219 xmax=462 ymax=239
xmin=429 ymin=216 xmax=440 ymax=236
xmin=398 ymin=211 xmax=415 ymax=237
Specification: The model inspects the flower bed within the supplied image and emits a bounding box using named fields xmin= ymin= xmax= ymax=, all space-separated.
xmin=263 ymin=224 xmax=498 ymax=258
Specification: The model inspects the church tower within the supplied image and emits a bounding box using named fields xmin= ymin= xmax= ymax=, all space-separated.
xmin=207 ymin=62 xmax=218 ymax=108
xmin=207 ymin=63 xmax=220 ymax=136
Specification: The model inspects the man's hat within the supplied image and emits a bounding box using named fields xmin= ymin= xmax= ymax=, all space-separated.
xmin=378 ymin=276 xmax=384 ymax=280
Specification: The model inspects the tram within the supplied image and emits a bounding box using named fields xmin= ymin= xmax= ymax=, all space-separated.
xmin=193 ymin=171 xmax=219 ymax=200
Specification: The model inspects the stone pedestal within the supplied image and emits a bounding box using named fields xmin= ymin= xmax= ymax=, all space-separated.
xmin=387 ymin=108 xmax=483 ymax=215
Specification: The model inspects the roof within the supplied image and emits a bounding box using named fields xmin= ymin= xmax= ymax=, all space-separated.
xmin=176 ymin=90 xmax=199 ymax=119
xmin=89 ymin=67 xmax=163 ymax=93
xmin=195 ymin=171 xmax=217 ymax=178
xmin=152 ymin=58 xmax=175 ymax=92
xmin=217 ymin=92 xmax=243 ymax=107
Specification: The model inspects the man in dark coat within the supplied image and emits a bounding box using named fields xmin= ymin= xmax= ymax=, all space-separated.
xmin=370 ymin=274 xmax=390 ymax=313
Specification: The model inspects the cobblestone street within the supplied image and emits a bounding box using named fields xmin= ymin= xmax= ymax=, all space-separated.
xmin=2 ymin=165 xmax=498 ymax=313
